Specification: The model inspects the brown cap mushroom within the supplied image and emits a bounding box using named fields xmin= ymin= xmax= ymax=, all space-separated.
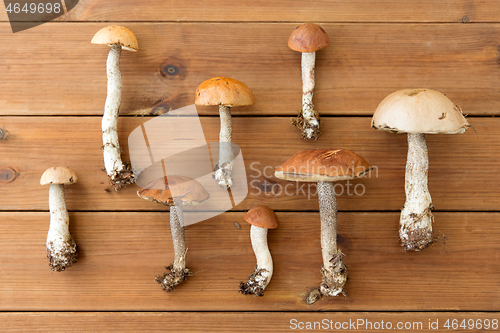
xmin=195 ymin=77 xmax=255 ymax=189
xmin=372 ymin=88 xmax=469 ymax=251
xmin=40 ymin=166 xmax=78 ymax=272
xmin=91 ymin=25 xmax=139 ymax=52
xmin=288 ymin=23 xmax=330 ymax=141
xmin=240 ymin=206 xmax=279 ymax=296
xmin=137 ymin=175 xmax=209 ymax=292
xmin=275 ymin=149 xmax=371 ymax=298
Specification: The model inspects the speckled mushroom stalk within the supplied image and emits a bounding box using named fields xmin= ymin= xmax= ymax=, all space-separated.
xmin=240 ymin=206 xmax=278 ymax=296
xmin=216 ymin=105 xmax=234 ymax=188
xmin=41 ymin=167 xmax=78 ymax=272
xmin=92 ymin=26 xmax=138 ymax=190
xmin=317 ymin=181 xmax=347 ymax=297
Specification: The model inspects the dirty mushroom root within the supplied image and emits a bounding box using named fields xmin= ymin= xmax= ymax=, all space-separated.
xmin=275 ymin=149 xmax=371 ymax=297
xmin=195 ymin=77 xmax=255 ymax=189
xmin=138 ymin=175 xmax=209 ymax=291
xmin=372 ymin=88 xmax=469 ymax=251
xmin=239 ymin=206 xmax=279 ymax=296
xmin=40 ymin=167 xmax=79 ymax=272
xmin=288 ymin=23 xmax=329 ymax=140
xmin=92 ymin=26 xmax=138 ymax=190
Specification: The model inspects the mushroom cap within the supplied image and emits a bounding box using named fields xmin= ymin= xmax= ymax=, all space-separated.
xmin=91 ymin=25 xmax=139 ymax=52
xmin=244 ymin=206 xmax=279 ymax=229
xmin=372 ymin=88 xmax=469 ymax=134
xmin=40 ymin=167 xmax=78 ymax=185
xmin=137 ymin=175 xmax=210 ymax=207
xmin=194 ymin=77 xmax=255 ymax=107
xmin=288 ymin=23 xmax=330 ymax=53
xmin=275 ymin=148 xmax=372 ymax=182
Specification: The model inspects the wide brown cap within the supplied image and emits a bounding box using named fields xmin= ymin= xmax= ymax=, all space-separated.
xmin=372 ymin=88 xmax=469 ymax=134
xmin=244 ymin=206 xmax=279 ymax=229
xmin=195 ymin=77 xmax=255 ymax=107
xmin=40 ymin=167 xmax=78 ymax=185
xmin=275 ymin=149 xmax=372 ymax=182
xmin=288 ymin=23 xmax=330 ymax=53
xmin=91 ymin=25 xmax=139 ymax=52
xmin=137 ymin=175 xmax=209 ymax=206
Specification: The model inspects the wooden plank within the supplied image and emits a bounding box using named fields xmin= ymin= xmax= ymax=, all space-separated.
xmin=0 ymin=116 xmax=496 ymax=212
xmin=1 ymin=1 xmax=500 ymax=23
xmin=1 ymin=312 xmax=499 ymax=332
xmin=0 ymin=212 xmax=498 ymax=311
xmin=1 ymin=23 xmax=500 ymax=116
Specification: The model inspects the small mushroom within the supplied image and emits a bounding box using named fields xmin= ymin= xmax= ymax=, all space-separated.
xmin=372 ymin=88 xmax=469 ymax=251
xmin=137 ymin=175 xmax=210 ymax=291
xmin=288 ymin=23 xmax=330 ymax=141
xmin=92 ymin=26 xmax=139 ymax=190
xmin=275 ymin=149 xmax=371 ymax=297
xmin=40 ymin=167 xmax=78 ymax=272
xmin=239 ymin=206 xmax=279 ymax=297
xmin=195 ymin=77 xmax=255 ymax=189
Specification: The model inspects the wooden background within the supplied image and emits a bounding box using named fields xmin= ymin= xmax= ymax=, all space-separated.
xmin=1 ymin=1 xmax=499 ymax=332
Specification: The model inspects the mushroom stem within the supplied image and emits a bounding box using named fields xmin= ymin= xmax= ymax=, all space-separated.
xmin=215 ymin=105 xmax=234 ymax=188
xmin=292 ymin=51 xmax=320 ymax=141
xmin=155 ymin=204 xmax=191 ymax=291
xmin=317 ymin=181 xmax=347 ymax=297
xmin=46 ymin=184 xmax=78 ymax=271
xmin=102 ymin=44 xmax=134 ymax=190
xmin=400 ymin=133 xmax=434 ymax=251
xmin=239 ymin=225 xmax=273 ymax=296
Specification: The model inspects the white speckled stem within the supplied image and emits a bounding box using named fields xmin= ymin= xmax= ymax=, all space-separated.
xmin=251 ymin=225 xmax=273 ymax=289
xmin=301 ymin=51 xmax=320 ymax=140
xmin=102 ymin=44 xmax=125 ymax=177
xmin=215 ymin=105 xmax=234 ymax=188
xmin=400 ymin=133 xmax=434 ymax=251
xmin=170 ymin=205 xmax=186 ymax=271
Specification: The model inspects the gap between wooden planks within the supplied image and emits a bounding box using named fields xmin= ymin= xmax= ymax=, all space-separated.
xmin=1 ymin=23 xmax=500 ymax=116
xmin=0 ymin=212 xmax=498 ymax=311
xmin=0 ymin=117 xmax=496 ymax=212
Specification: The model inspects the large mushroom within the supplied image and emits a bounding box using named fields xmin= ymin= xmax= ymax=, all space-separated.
xmin=239 ymin=205 xmax=279 ymax=297
xmin=137 ymin=175 xmax=209 ymax=291
xmin=288 ymin=23 xmax=330 ymax=141
xmin=372 ymin=88 xmax=469 ymax=251
xmin=92 ymin=25 xmax=138 ymax=190
xmin=195 ymin=77 xmax=255 ymax=189
xmin=275 ymin=149 xmax=371 ymax=297
xmin=40 ymin=167 xmax=78 ymax=271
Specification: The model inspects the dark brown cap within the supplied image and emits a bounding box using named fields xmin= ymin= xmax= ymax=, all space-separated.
xmin=244 ymin=206 xmax=279 ymax=229
xmin=194 ymin=77 xmax=255 ymax=107
xmin=274 ymin=149 xmax=372 ymax=182
xmin=40 ymin=167 xmax=77 ymax=185
xmin=91 ymin=25 xmax=139 ymax=52
xmin=137 ymin=175 xmax=209 ymax=206
xmin=288 ymin=23 xmax=329 ymax=53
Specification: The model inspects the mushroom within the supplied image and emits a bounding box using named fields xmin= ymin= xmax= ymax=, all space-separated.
xmin=91 ymin=26 xmax=138 ymax=190
xmin=195 ymin=77 xmax=255 ymax=189
xmin=288 ymin=23 xmax=330 ymax=141
xmin=137 ymin=175 xmax=210 ymax=291
xmin=372 ymin=88 xmax=469 ymax=251
xmin=40 ymin=167 xmax=78 ymax=271
xmin=239 ymin=206 xmax=279 ymax=296
xmin=275 ymin=149 xmax=371 ymax=297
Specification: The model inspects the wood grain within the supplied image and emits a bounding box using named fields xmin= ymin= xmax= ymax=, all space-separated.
xmin=0 ymin=312 xmax=498 ymax=332
xmin=0 ymin=116 xmax=495 ymax=212
xmin=0 ymin=212 xmax=498 ymax=311
xmin=1 ymin=23 xmax=500 ymax=116
xmin=1 ymin=1 xmax=499 ymax=23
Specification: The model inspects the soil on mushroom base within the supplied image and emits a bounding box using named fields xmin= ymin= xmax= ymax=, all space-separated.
xmin=47 ymin=240 xmax=78 ymax=272
xmin=239 ymin=266 xmax=269 ymax=297
xmin=155 ymin=264 xmax=193 ymax=292
xmin=290 ymin=109 xmax=321 ymax=141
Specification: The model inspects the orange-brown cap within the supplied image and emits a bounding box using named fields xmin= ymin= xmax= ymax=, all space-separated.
xmin=275 ymin=149 xmax=372 ymax=182
xmin=137 ymin=175 xmax=209 ymax=206
xmin=40 ymin=167 xmax=77 ymax=185
xmin=244 ymin=206 xmax=279 ymax=229
xmin=194 ymin=77 xmax=255 ymax=107
xmin=91 ymin=25 xmax=139 ymax=52
xmin=288 ymin=23 xmax=329 ymax=53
